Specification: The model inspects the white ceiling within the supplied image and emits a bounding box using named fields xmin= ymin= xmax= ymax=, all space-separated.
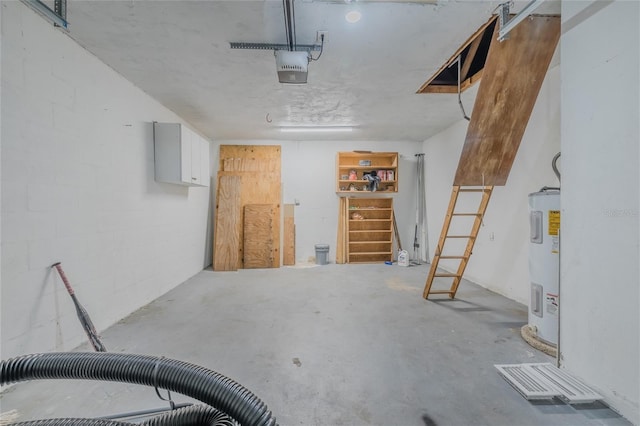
xmin=64 ymin=0 xmax=560 ymax=142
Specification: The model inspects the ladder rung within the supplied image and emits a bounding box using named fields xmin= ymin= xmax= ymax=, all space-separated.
xmin=452 ymin=213 xmax=482 ymax=216
xmin=438 ymin=256 xmax=467 ymax=259
xmin=458 ymin=188 xmax=492 ymax=193
xmin=434 ymin=273 xmax=460 ymax=277
xmin=428 ymin=290 xmax=454 ymax=295
xmin=446 ymin=235 xmax=476 ymax=238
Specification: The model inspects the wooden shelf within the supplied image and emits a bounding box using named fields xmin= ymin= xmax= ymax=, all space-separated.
xmin=336 ymin=152 xmax=398 ymax=193
xmin=346 ymin=198 xmax=394 ymax=263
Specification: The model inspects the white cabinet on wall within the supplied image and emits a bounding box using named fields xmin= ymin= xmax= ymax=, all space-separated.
xmin=154 ymin=122 xmax=210 ymax=187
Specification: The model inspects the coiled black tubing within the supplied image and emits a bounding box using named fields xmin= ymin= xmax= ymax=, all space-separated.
xmin=1 ymin=352 xmax=276 ymax=426
xmin=12 ymin=404 xmax=237 ymax=426
xmin=12 ymin=421 xmax=128 ymax=426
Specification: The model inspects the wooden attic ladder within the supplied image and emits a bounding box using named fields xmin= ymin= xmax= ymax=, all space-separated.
xmin=423 ymin=185 xmax=493 ymax=299
xmin=419 ymin=13 xmax=560 ymax=299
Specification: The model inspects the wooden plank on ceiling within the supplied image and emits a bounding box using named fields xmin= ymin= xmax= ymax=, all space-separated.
xmin=454 ymin=15 xmax=560 ymax=186
xmin=213 ymin=174 xmax=241 ymax=271
xmin=244 ymin=204 xmax=277 ymax=269
xmin=283 ymin=204 xmax=295 ymax=266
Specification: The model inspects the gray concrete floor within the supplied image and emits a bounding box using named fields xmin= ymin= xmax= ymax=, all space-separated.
xmin=1 ymin=263 xmax=631 ymax=426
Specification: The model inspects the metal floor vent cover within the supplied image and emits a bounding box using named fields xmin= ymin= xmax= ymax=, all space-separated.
xmin=495 ymin=363 xmax=603 ymax=404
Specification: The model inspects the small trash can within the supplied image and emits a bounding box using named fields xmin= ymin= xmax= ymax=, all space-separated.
xmin=315 ymin=244 xmax=330 ymax=265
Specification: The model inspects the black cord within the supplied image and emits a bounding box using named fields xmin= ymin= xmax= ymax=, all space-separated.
xmin=310 ymin=34 xmax=324 ymax=61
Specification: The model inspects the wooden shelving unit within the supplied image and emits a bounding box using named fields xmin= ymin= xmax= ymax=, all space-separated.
xmin=336 ymin=152 xmax=398 ymax=194
xmin=347 ymin=198 xmax=394 ymax=263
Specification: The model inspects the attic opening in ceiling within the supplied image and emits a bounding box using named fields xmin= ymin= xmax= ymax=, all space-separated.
xmin=417 ymin=15 xmax=498 ymax=94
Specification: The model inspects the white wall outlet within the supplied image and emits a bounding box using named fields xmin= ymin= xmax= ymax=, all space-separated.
xmin=316 ymin=31 xmax=328 ymax=44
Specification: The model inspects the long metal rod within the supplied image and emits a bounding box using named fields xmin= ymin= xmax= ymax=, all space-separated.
xmin=99 ymin=403 xmax=193 ymax=420
xmin=456 ymin=57 xmax=470 ymax=121
xmin=284 ymin=0 xmax=295 ymax=51
xmin=413 ymin=154 xmax=428 ymax=264
xmin=291 ymin=0 xmax=297 ymax=50
xmin=229 ymin=42 xmax=321 ymax=52
xmin=557 ymin=227 xmax=561 ymax=368
xmin=498 ymin=0 xmax=546 ymax=41
xmin=21 ymin=0 xmax=68 ymax=29
xmin=448 ymin=56 xmax=470 ymax=121
xmin=282 ymin=0 xmax=290 ymax=49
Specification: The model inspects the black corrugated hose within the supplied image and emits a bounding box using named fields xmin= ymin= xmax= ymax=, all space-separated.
xmin=1 ymin=352 xmax=276 ymax=426
xmin=142 ymin=404 xmax=237 ymax=426
xmin=11 ymin=421 xmax=128 ymax=426
xmin=13 ymin=404 xmax=238 ymax=426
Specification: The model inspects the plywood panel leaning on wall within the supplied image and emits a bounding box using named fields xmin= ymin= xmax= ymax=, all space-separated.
xmin=336 ymin=197 xmax=348 ymax=264
xmin=213 ymin=145 xmax=282 ymax=269
xmin=454 ymin=15 xmax=560 ymax=186
xmin=214 ymin=174 xmax=242 ymax=271
xmin=283 ymin=204 xmax=295 ymax=266
xmin=244 ymin=204 xmax=277 ymax=268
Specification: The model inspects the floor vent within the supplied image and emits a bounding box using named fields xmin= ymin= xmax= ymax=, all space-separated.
xmin=495 ymin=363 xmax=603 ymax=404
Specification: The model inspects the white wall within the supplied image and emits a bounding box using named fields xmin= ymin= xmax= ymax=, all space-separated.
xmin=560 ymin=1 xmax=639 ymax=423
xmin=423 ymin=65 xmax=561 ymax=304
xmin=212 ymin=140 xmax=421 ymax=263
xmin=0 ymin=0 xmax=3 ymax=346
xmin=1 ymin=2 xmax=211 ymax=359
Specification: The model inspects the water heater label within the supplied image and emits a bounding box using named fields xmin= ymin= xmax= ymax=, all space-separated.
xmin=548 ymin=210 xmax=560 ymax=236
xmin=546 ymin=293 xmax=559 ymax=316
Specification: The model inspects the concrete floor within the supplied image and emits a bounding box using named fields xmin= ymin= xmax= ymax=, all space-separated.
xmin=1 ymin=263 xmax=631 ymax=425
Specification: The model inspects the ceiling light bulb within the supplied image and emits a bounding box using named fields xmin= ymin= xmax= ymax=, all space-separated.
xmin=345 ymin=10 xmax=361 ymax=23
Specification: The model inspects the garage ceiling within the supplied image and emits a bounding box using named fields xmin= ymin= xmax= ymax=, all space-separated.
xmin=62 ymin=0 xmax=559 ymax=142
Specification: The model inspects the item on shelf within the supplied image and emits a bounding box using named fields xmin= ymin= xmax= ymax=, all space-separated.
xmin=349 ymin=183 xmax=357 ymax=191
xmin=363 ymin=170 xmax=381 ymax=191
xmin=351 ymin=212 xmax=364 ymax=220
xmin=336 ymin=152 xmax=398 ymax=193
